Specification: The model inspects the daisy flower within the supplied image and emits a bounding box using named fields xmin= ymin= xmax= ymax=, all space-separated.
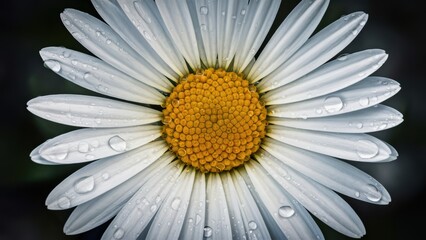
xmin=28 ymin=0 xmax=403 ymax=239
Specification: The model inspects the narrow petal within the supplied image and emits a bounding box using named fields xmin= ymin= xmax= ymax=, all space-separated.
xmin=45 ymin=140 xmax=168 ymax=210
xmin=269 ymin=105 xmax=403 ymax=133
xmin=267 ymin=126 xmax=396 ymax=162
xmin=233 ymin=0 xmax=281 ymax=73
xmin=36 ymin=125 xmax=161 ymax=164
xmin=91 ymin=0 xmax=179 ymax=81
xmin=156 ymin=0 xmax=201 ymax=70
xmin=27 ymin=95 xmax=161 ymax=128
xmin=101 ymin=161 xmax=184 ymax=240
xmin=146 ymin=167 xmax=196 ymax=239
xmin=263 ymin=49 xmax=388 ymax=105
xmin=60 ymin=9 xmax=173 ymax=92
xmin=205 ymin=173 xmax=233 ymax=240
xmin=30 ymin=140 xmax=59 ymax=165
xmin=258 ymin=12 xmax=368 ymax=93
xmin=248 ymin=0 xmax=329 ymax=82
xmin=262 ymin=138 xmax=391 ymax=204
xmin=117 ymin=0 xmax=189 ymax=76
xmin=255 ymin=152 xmax=365 ymax=238
xmin=243 ymin=163 xmax=324 ymax=239
xmin=40 ymin=47 xmax=165 ymax=105
xmin=216 ymin=0 xmax=248 ymax=68
xmin=267 ymin=77 xmax=400 ymax=118
xmin=179 ymin=172 xmax=206 ymax=240
xmin=64 ymin=152 xmax=175 ymax=235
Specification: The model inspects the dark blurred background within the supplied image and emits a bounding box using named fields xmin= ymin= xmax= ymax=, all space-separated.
xmin=1 ymin=0 xmax=424 ymax=239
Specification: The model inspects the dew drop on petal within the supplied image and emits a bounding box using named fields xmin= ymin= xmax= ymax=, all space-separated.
xmin=364 ymin=184 xmax=382 ymax=202
xmin=200 ymin=6 xmax=208 ymax=15
xmin=46 ymin=144 xmax=69 ymax=161
xmin=85 ymin=154 xmax=95 ymax=160
xmin=108 ymin=135 xmax=127 ymax=152
xmin=358 ymin=97 xmax=369 ymax=107
xmin=57 ymin=196 xmax=71 ymax=209
xmin=355 ymin=191 xmax=360 ymax=198
xmin=78 ymin=142 xmax=90 ymax=153
xmin=356 ymin=122 xmax=363 ymax=129
xmin=150 ymin=204 xmax=158 ymax=212
xmin=44 ymin=60 xmax=61 ymax=72
xmin=171 ymin=197 xmax=181 ymax=210
xmin=337 ymin=53 xmax=349 ymax=61
xmin=248 ymin=221 xmax=257 ymax=230
xmin=323 ymin=96 xmax=343 ymax=113
xmin=101 ymin=172 xmax=110 ymax=180
xmin=356 ymin=139 xmax=379 ymax=159
xmin=195 ymin=214 xmax=202 ymax=225
xmin=240 ymin=9 xmax=246 ymax=15
xmin=278 ymin=206 xmax=295 ymax=218
xmin=74 ymin=176 xmax=95 ymax=193
xmin=203 ymin=226 xmax=213 ymax=238
xmin=113 ymin=228 xmax=125 ymax=239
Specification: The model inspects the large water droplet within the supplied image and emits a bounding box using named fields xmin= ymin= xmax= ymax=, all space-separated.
xmin=323 ymin=96 xmax=343 ymax=113
xmin=278 ymin=206 xmax=295 ymax=218
xmin=45 ymin=60 xmax=61 ymax=73
xmin=356 ymin=139 xmax=379 ymax=159
xmin=74 ymin=176 xmax=95 ymax=193
xmin=78 ymin=142 xmax=90 ymax=153
xmin=200 ymin=6 xmax=208 ymax=15
xmin=171 ymin=197 xmax=181 ymax=210
xmin=46 ymin=144 xmax=69 ymax=161
xmin=57 ymin=196 xmax=71 ymax=209
xmin=108 ymin=136 xmax=127 ymax=152
xmin=248 ymin=220 xmax=257 ymax=230
xmin=203 ymin=226 xmax=213 ymax=238
xmin=113 ymin=228 xmax=125 ymax=239
xmin=364 ymin=184 xmax=382 ymax=202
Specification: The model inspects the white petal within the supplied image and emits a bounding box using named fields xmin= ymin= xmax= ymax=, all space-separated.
xmin=269 ymin=105 xmax=403 ymax=133
xmin=36 ymin=125 xmax=161 ymax=164
xmin=263 ymin=49 xmax=388 ymax=105
xmin=117 ymin=0 xmax=189 ymax=76
xmin=40 ymin=47 xmax=165 ymax=105
xmin=230 ymin=171 xmax=271 ymax=240
xmin=64 ymin=152 xmax=175 ymax=235
xmin=146 ymin=167 xmax=196 ymax=239
xmin=267 ymin=77 xmax=401 ymax=118
xmin=267 ymin=126 xmax=396 ymax=162
xmin=233 ymin=0 xmax=281 ymax=73
xmin=205 ymin=173 xmax=232 ymax=240
xmin=27 ymin=95 xmax=161 ymax=128
xmin=91 ymin=0 xmax=179 ymax=81
xmin=30 ymin=140 xmax=59 ymax=165
xmin=61 ymin=9 xmax=173 ymax=92
xmin=262 ymin=138 xmax=391 ymax=204
xmin=179 ymin=172 xmax=206 ymax=240
xmin=46 ymin=140 xmax=168 ymax=210
xmin=258 ymin=12 xmax=368 ymax=93
xmin=156 ymin=0 xmax=201 ymax=70
xmin=248 ymin=0 xmax=329 ymax=82
xmin=243 ymin=163 xmax=324 ymax=239
xmin=216 ymin=0 xmax=248 ymax=69
xmin=101 ymin=161 xmax=184 ymax=240
xmin=255 ymin=151 xmax=365 ymax=237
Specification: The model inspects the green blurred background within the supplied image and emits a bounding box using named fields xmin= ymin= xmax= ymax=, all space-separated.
xmin=1 ymin=0 xmax=424 ymax=239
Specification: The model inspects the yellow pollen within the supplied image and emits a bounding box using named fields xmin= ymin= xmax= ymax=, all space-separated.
xmin=162 ymin=68 xmax=267 ymax=173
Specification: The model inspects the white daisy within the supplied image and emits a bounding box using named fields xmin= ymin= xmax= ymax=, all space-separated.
xmin=28 ymin=0 xmax=403 ymax=239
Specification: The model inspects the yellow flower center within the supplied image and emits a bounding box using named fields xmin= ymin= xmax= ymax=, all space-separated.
xmin=162 ymin=68 xmax=267 ymax=173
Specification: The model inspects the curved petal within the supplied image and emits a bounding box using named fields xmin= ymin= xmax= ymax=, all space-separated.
xmin=248 ymin=0 xmax=329 ymax=82
xmin=267 ymin=77 xmax=401 ymax=118
xmin=91 ymin=0 xmax=179 ymax=81
xmin=60 ymin=9 xmax=173 ymax=92
xmin=36 ymin=125 xmax=161 ymax=164
xmin=267 ymin=126 xmax=397 ymax=162
xmin=233 ymin=0 xmax=281 ymax=73
xmin=45 ymin=140 xmax=168 ymax=210
xmin=269 ymin=105 xmax=403 ymax=133
xmin=263 ymin=49 xmax=388 ymax=105
xmin=101 ymin=161 xmax=184 ymax=240
xmin=262 ymin=138 xmax=391 ymax=205
xmin=40 ymin=47 xmax=165 ymax=105
xmin=255 ymin=152 xmax=365 ymax=237
xmin=258 ymin=12 xmax=368 ymax=93
xmin=117 ymin=0 xmax=189 ymax=76
xmin=30 ymin=140 xmax=59 ymax=165
xmin=64 ymin=152 xmax=175 ymax=235
xmin=27 ymin=95 xmax=161 ymax=128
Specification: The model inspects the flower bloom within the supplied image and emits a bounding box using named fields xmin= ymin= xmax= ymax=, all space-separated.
xmin=28 ymin=0 xmax=402 ymax=239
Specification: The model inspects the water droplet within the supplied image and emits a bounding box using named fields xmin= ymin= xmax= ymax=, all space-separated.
xmin=352 ymin=29 xmax=359 ymax=35
xmin=74 ymin=176 xmax=95 ymax=193
xmin=83 ymin=72 xmax=92 ymax=80
xmin=108 ymin=135 xmax=127 ymax=152
xmin=364 ymin=184 xmax=382 ymax=202
xmin=71 ymin=59 xmax=78 ymax=65
xmin=63 ymin=51 xmax=70 ymax=58
xmin=358 ymin=97 xmax=369 ymax=107
xmin=248 ymin=221 xmax=257 ymax=230
xmin=356 ymin=139 xmax=379 ymax=159
xmin=200 ymin=24 xmax=207 ymax=31
xmin=57 ymin=196 xmax=71 ymax=209
xmin=171 ymin=197 xmax=181 ymax=210
xmin=77 ymin=142 xmax=90 ymax=153
xmin=356 ymin=122 xmax=363 ymax=129
xmin=278 ymin=206 xmax=295 ymax=218
xmin=315 ymin=108 xmax=323 ymax=114
xmin=102 ymin=172 xmax=110 ymax=180
xmin=377 ymin=123 xmax=387 ymax=130
xmin=106 ymin=39 xmax=112 ymax=44
xmin=355 ymin=191 xmax=360 ymax=198
xmin=200 ymin=6 xmax=208 ymax=15
xmin=203 ymin=226 xmax=213 ymax=238
xmin=360 ymin=20 xmax=366 ymax=26
xmin=45 ymin=60 xmax=61 ymax=73
xmin=323 ymin=96 xmax=343 ymax=113
xmin=45 ymin=144 xmax=69 ymax=161
xmin=337 ymin=54 xmax=349 ymax=61
xmin=150 ymin=204 xmax=158 ymax=212
xmin=240 ymin=9 xmax=246 ymax=15
xmin=221 ymin=11 xmax=225 ymax=16
xmin=85 ymin=154 xmax=95 ymax=160
xmin=113 ymin=228 xmax=125 ymax=239
xmin=195 ymin=214 xmax=202 ymax=225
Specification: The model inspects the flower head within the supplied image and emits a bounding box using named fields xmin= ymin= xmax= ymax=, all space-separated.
xmin=28 ymin=0 xmax=402 ymax=239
